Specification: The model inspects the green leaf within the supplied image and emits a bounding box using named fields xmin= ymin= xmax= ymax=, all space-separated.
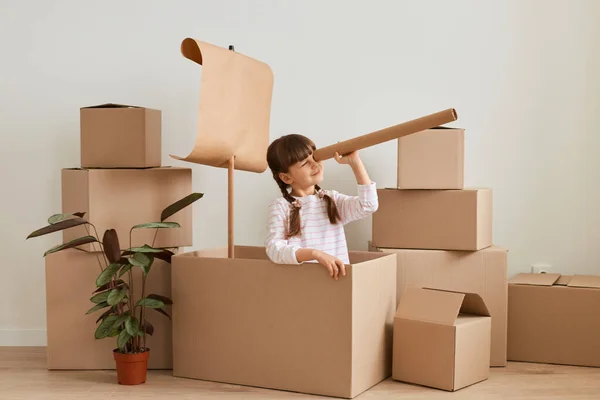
xmin=129 ymin=253 xmax=150 ymax=267
xmin=107 ymin=288 xmax=127 ymax=306
xmin=152 ymin=307 xmax=172 ymax=320
xmin=43 ymin=236 xmax=98 ymax=256
xmin=131 ymin=222 xmax=180 ymax=230
xmin=160 ymin=193 xmax=203 ymax=222
xmin=95 ymin=263 xmax=122 ymax=287
xmin=95 ymin=315 xmax=119 ymax=339
xmin=118 ymin=264 xmax=132 ymax=278
xmin=130 ymin=253 xmax=154 ymax=275
xmin=125 ymin=244 xmax=163 ymax=253
xmin=93 ymin=279 xmax=126 ymax=294
xmin=137 ymin=298 xmax=164 ymax=309
xmin=90 ymin=291 xmax=110 ymax=304
xmin=48 ymin=212 xmax=86 ymax=224
xmin=27 ymin=217 xmax=89 ymax=239
xmin=102 ymin=229 xmax=121 ymax=263
xmin=118 ymin=329 xmax=132 ymax=351
xmin=95 ymin=307 xmax=116 ymax=323
xmin=86 ymin=301 xmax=109 ymax=314
xmin=125 ymin=317 xmax=140 ymax=336
xmin=146 ymin=294 xmax=173 ymax=305
xmin=111 ymin=314 xmax=130 ymax=329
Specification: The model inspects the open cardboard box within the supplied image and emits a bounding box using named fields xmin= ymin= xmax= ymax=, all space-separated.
xmin=508 ymin=273 xmax=600 ymax=367
xmin=370 ymin=243 xmax=508 ymax=367
xmin=393 ymin=287 xmax=491 ymax=391
xmin=171 ymin=246 xmax=397 ymax=399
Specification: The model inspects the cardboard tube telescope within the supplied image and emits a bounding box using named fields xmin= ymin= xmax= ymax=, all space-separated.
xmin=312 ymin=108 xmax=458 ymax=161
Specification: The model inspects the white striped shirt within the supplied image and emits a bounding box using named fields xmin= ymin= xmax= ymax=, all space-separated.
xmin=265 ymin=182 xmax=378 ymax=264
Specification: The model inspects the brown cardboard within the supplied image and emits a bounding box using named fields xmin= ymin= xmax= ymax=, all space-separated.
xmin=61 ymin=167 xmax=192 ymax=251
xmin=45 ymin=248 xmax=173 ymax=370
xmin=372 ymin=188 xmax=492 ymax=251
xmin=170 ymin=39 xmax=274 ymax=173
xmin=171 ymin=246 xmax=397 ymax=399
xmin=312 ymin=109 xmax=457 ymax=162
xmin=393 ymin=287 xmax=491 ymax=392
xmin=397 ymin=127 xmax=464 ymax=189
xmin=373 ymin=245 xmax=508 ymax=367
xmin=80 ymin=103 xmax=161 ymax=168
xmin=508 ymin=273 xmax=600 ymax=367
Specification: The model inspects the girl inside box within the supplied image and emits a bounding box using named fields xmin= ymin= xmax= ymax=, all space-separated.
xmin=265 ymin=134 xmax=378 ymax=280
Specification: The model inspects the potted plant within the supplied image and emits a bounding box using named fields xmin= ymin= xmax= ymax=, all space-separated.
xmin=26 ymin=193 xmax=203 ymax=385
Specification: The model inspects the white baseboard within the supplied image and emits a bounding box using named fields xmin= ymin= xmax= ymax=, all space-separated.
xmin=0 ymin=329 xmax=47 ymax=346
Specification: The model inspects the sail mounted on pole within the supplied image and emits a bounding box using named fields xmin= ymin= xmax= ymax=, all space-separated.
xmin=171 ymin=38 xmax=274 ymax=173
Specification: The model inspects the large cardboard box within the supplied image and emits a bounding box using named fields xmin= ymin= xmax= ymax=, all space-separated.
xmin=372 ymin=245 xmax=508 ymax=367
xmin=372 ymin=188 xmax=492 ymax=251
xmin=61 ymin=167 xmax=192 ymax=251
xmin=393 ymin=287 xmax=491 ymax=392
xmin=45 ymin=248 xmax=173 ymax=370
xmin=507 ymin=273 xmax=600 ymax=367
xmin=80 ymin=103 xmax=161 ymax=168
xmin=397 ymin=127 xmax=464 ymax=189
xmin=171 ymin=246 xmax=397 ymax=399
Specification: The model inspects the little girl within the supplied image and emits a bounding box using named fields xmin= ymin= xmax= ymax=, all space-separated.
xmin=265 ymin=134 xmax=378 ymax=280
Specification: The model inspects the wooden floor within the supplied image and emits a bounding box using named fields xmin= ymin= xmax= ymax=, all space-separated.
xmin=2 ymin=347 xmax=600 ymax=399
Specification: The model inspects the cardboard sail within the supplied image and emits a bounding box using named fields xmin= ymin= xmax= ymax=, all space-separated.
xmin=170 ymin=39 xmax=274 ymax=173
xmin=312 ymin=108 xmax=457 ymax=162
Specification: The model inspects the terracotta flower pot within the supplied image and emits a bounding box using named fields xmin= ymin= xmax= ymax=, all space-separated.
xmin=113 ymin=349 xmax=150 ymax=385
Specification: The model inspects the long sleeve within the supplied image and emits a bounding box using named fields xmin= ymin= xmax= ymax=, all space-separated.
xmin=333 ymin=182 xmax=379 ymax=225
xmin=265 ymin=200 xmax=301 ymax=264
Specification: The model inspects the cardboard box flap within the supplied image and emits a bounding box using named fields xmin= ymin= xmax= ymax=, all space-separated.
xmin=395 ymin=287 xmax=464 ymax=326
xmin=509 ymin=273 xmax=561 ymax=286
xmin=81 ymin=103 xmax=142 ymax=109
xmin=567 ymin=275 xmax=600 ymax=289
xmin=459 ymin=292 xmax=491 ymax=317
xmin=555 ymin=275 xmax=573 ymax=286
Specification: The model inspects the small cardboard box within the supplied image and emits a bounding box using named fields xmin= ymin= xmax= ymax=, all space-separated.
xmin=171 ymin=246 xmax=397 ymax=399
xmin=372 ymin=188 xmax=492 ymax=251
xmin=61 ymin=167 xmax=192 ymax=251
xmin=80 ymin=103 xmax=161 ymax=168
xmin=393 ymin=287 xmax=491 ymax=392
xmin=508 ymin=273 xmax=600 ymax=367
xmin=372 ymin=244 xmax=508 ymax=367
xmin=397 ymin=127 xmax=464 ymax=189
xmin=45 ymin=248 xmax=174 ymax=370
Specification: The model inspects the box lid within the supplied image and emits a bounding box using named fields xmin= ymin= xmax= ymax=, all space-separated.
xmin=395 ymin=287 xmax=490 ymax=326
xmin=509 ymin=273 xmax=600 ymax=289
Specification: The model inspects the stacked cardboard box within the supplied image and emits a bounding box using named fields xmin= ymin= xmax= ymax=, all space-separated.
xmin=370 ymin=126 xmax=509 ymax=391
xmin=45 ymin=103 xmax=193 ymax=370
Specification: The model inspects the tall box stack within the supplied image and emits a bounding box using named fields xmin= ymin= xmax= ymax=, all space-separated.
xmin=370 ymin=126 xmax=508 ymax=388
xmin=44 ymin=103 xmax=193 ymax=370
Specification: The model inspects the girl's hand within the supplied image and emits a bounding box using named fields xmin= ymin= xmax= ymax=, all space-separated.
xmin=314 ymin=250 xmax=346 ymax=280
xmin=335 ymin=150 xmax=361 ymax=167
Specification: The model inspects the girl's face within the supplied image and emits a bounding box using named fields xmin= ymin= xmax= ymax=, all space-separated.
xmin=279 ymin=153 xmax=324 ymax=191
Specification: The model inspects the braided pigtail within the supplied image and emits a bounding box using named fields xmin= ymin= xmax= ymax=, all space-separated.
xmin=315 ymin=184 xmax=341 ymax=224
xmin=275 ymin=174 xmax=303 ymax=239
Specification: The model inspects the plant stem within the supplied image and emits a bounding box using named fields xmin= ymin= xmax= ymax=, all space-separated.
xmin=151 ymin=228 xmax=159 ymax=248
xmin=90 ymin=224 xmax=109 ymax=267
xmin=140 ymin=275 xmax=147 ymax=352
xmin=84 ymin=224 xmax=105 ymax=272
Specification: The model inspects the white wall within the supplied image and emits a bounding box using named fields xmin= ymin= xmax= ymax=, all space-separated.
xmin=1 ymin=0 xmax=599 ymax=345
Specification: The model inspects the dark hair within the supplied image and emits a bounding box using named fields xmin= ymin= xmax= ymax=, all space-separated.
xmin=266 ymin=134 xmax=341 ymax=238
